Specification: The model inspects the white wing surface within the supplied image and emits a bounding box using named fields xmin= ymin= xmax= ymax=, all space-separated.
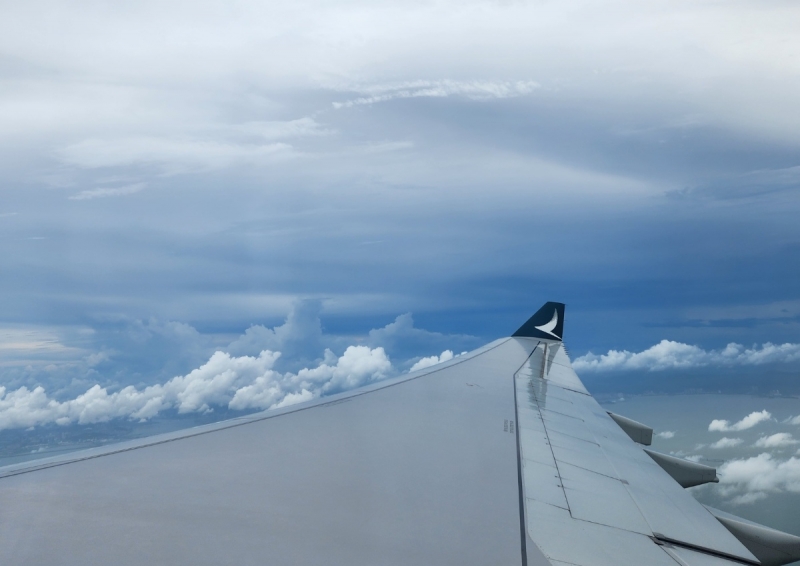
xmin=0 ymin=302 xmax=796 ymax=565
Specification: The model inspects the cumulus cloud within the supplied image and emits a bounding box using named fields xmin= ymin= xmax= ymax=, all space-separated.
xmin=573 ymin=341 xmax=800 ymax=372
xmin=754 ymin=433 xmax=799 ymax=449
xmin=710 ymin=437 xmax=743 ymax=449
xmin=366 ymin=313 xmax=478 ymax=364
xmin=0 ymin=345 xmax=391 ymax=431
xmin=332 ymin=80 xmax=540 ymax=109
xmin=784 ymin=415 xmax=800 ymax=425
xmin=718 ymin=453 xmax=800 ymax=504
xmin=709 ymin=410 xmax=772 ymax=432
xmin=225 ymin=303 xmax=475 ymax=373
xmin=656 ymin=431 xmax=675 ymax=439
xmin=226 ymin=299 xmax=326 ymax=368
xmin=409 ymin=350 xmax=454 ymax=372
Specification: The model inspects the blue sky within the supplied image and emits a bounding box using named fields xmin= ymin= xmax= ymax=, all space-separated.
xmin=1 ymin=0 xmax=800 ymax=427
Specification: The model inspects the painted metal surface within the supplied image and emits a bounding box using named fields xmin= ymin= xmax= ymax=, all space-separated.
xmin=608 ymin=412 xmax=654 ymax=445
xmin=705 ymin=505 xmax=800 ymax=566
xmin=515 ymin=339 xmax=758 ymax=566
xmin=0 ymin=338 xmax=532 ymax=566
xmin=645 ymin=448 xmax=719 ymax=488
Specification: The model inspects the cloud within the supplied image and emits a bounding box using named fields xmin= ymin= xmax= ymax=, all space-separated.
xmin=574 ymin=341 xmax=800 ymax=372
xmin=57 ymin=118 xmax=326 ymax=173
xmin=717 ymin=453 xmax=800 ymax=504
xmin=754 ymin=433 xmax=799 ymax=449
xmin=224 ymin=303 xmax=475 ymax=373
xmin=656 ymin=430 xmax=675 ymax=439
xmin=68 ymin=183 xmax=146 ymax=200
xmin=367 ymin=314 xmax=478 ymax=364
xmin=729 ymin=492 xmax=769 ymax=506
xmin=60 ymin=137 xmax=292 ymax=172
xmin=710 ymin=437 xmax=743 ymax=449
xmin=409 ymin=350 xmax=454 ymax=372
xmin=0 ymin=327 xmax=83 ymax=359
xmin=0 ymin=344 xmax=391 ymax=431
xmin=226 ymin=299 xmax=326 ymax=369
xmin=784 ymin=415 xmax=800 ymax=425
xmin=332 ymin=80 xmax=540 ymax=108
xmin=0 ymin=303 xmax=479 ymax=415
xmin=675 ymin=165 xmax=800 ymax=201
xmin=709 ymin=410 xmax=772 ymax=432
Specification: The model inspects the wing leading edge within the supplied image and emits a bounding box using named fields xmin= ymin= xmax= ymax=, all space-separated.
xmin=0 ymin=303 xmax=797 ymax=566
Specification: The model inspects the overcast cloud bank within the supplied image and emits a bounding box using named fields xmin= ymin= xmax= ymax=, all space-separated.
xmin=574 ymin=341 xmax=800 ymax=372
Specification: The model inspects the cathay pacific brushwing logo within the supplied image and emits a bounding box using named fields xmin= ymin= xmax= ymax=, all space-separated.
xmin=535 ymin=310 xmax=560 ymax=338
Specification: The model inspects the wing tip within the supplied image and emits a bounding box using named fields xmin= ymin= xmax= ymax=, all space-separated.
xmin=512 ymin=301 xmax=565 ymax=341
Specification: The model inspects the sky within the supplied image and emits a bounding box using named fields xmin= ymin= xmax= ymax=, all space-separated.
xmin=1 ymin=1 xmax=800 ymax=441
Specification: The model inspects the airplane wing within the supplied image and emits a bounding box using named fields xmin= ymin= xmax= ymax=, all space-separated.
xmin=1 ymin=302 xmax=798 ymax=565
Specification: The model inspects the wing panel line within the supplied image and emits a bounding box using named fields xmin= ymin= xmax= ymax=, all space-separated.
xmin=514 ymin=340 xmax=541 ymax=566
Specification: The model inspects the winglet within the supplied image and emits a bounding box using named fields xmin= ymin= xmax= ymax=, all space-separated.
xmin=512 ymin=302 xmax=565 ymax=341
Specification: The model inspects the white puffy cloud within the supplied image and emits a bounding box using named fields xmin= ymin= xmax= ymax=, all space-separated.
xmin=784 ymin=415 xmax=800 ymax=425
xmin=717 ymin=453 xmax=800 ymax=504
xmin=710 ymin=437 xmax=743 ymax=449
xmin=656 ymin=431 xmax=675 ymax=439
xmin=293 ymin=345 xmax=392 ymax=395
xmin=409 ymin=350 xmax=455 ymax=372
xmin=0 ymin=345 xmax=392 ymax=431
xmin=754 ymin=433 xmax=799 ymax=449
xmin=709 ymin=410 xmax=772 ymax=432
xmin=573 ymin=341 xmax=800 ymax=372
